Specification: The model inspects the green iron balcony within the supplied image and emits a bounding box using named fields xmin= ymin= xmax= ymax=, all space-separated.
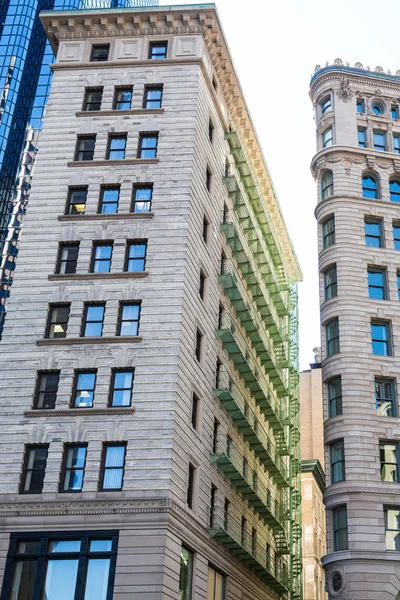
xmin=210 ymin=435 xmax=290 ymax=554
xmin=210 ymin=507 xmax=290 ymax=593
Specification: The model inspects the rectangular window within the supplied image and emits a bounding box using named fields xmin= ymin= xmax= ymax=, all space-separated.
xmin=330 ymin=440 xmax=345 ymax=483
xmin=143 ymin=85 xmax=163 ymax=109
xmin=328 ymin=376 xmax=342 ymax=417
xmin=392 ymin=105 xmax=399 ymax=119
xmin=107 ymin=134 xmax=127 ymax=160
xmin=326 ymin=318 xmax=340 ymax=357
xmin=90 ymin=44 xmax=109 ymax=61
xmin=61 ymin=445 xmax=87 ymax=492
xmin=210 ymin=485 xmax=216 ymax=528
xmin=34 ymin=371 xmax=60 ymax=410
xmin=91 ymin=243 xmax=113 ymax=273
xmin=138 ymin=133 xmax=158 ymax=158
xmin=332 ymin=505 xmax=348 ymax=551
xmin=322 ymin=127 xmax=333 ymax=147
xmin=57 ymin=243 xmax=79 ymax=274
xmin=132 ymin=185 xmax=153 ymax=213
xmin=358 ymin=128 xmax=367 ymax=148
xmin=191 ymin=392 xmax=199 ymax=429
xmin=368 ymin=267 xmax=386 ymax=300
xmin=118 ymin=303 xmax=141 ymax=336
xmin=394 ymin=135 xmax=400 ymax=154
xmin=21 ymin=445 xmax=48 ymax=494
xmin=373 ymin=130 xmax=386 ymax=151
xmin=215 ymin=358 xmax=221 ymax=388
xmin=371 ymin=320 xmax=391 ymax=356
xmin=83 ymin=87 xmax=103 ymax=111
xmin=149 ymin=41 xmax=168 ymax=59
xmin=241 ymin=517 xmax=247 ymax=547
xmin=199 ymin=270 xmax=206 ymax=300
xmin=365 ymin=219 xmax=383 ymax=248
xmin=82 ymin=303 xmax=105 ymax=337
xmin=46 ymin=304 xmax=70 ymax=339
xmin=356 ymin=98 xmax=365 ymax=113
xmin=324 ymin=264 xmax=337 ymax=300
xmin=385 ymin=509 xmax=400 ymax=550
xmin=206 ymin=167 xmax=212 ymax=192
xmin=209 ymin=119 xmax=214 ymax=143
xmin=196 ymin=329 xmax=203 ymax=362
xmin=110 ymin=370 xmax=134 ymax=407
xmin=113 ymin=86 xmax=133 ymax=110
xmin=73 ymin=371 xmax=96 ymax=408
xmin=380 ymin=442 xmax=399 ymax=482
xmin=75 ymin=135 xmax=96 ymax=161
xmin=125 ymin=241 xmax=147 ymax=272
xmin=99 ymin=187 xmax=119 ymax=214
xmin=393 ymin=223 xmax=400 ymax=250
xmin=101 ymin=444 xmax=126 ymax=491
xmin=66 ymin=187 xmax=87 ymax=215
xmin=251 ymin=528 xmax=257 ymax=556
xmin=202 ymin=215 xmax=209 ymax=243
xmin=187 ymin=463 xmax=195 ymax=509
xmin=213 ymin=420 xmax=219 ymax=453
xmin=376 ymin=378 xmax=396 ymax=417
xmin=322 ymin=215 xmax=335 ymax=248
xmin=397 ymin=271 xmax=400 ymax=300
xmin=179 ymin=546 xmax=193 ymax=600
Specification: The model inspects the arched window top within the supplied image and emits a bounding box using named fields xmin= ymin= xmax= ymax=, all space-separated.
xmin=390 ymin=178 xmax=400 ymax=203
xmin=320 ymin=94 xmax=332 ymax=115
xmin=321 ymin=170 xmax=334 ymax=199
xmin=371 ymin=101 xmax=385 ymax=116
xmin=322 ymin=127 xmax=333 ymax=148
xmin=362 ymin=172 xmax=379 ymax=199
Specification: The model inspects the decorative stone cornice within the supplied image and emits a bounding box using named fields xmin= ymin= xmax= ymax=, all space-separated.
xmin=301 ymin=459 xmax=326 ymax=493
xmin=37 ymin=336 xmax=142 ymax=346
xmin=25 ymin=407 xmax=136 ymax=417
xmin=59 ymin=213 xmax=154 ymax=222
xmin=49 ymin=272 xmax=148 ymax=281
xmin=311 ymin=145 xmax=400 ymax=178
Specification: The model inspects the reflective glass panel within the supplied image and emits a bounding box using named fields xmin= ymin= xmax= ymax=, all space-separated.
xmin=83 ymin=559 xmax=110 ymax=600
xmin=41 ymin=559 xmax=78 ymax=600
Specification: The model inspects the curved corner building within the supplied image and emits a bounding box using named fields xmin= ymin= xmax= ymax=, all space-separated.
xmin=310 ymin=61 xmax=400 ymax=599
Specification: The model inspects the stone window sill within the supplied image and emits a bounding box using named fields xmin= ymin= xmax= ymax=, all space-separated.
xmin=25 ymin=407 xmax=135 ymax=417
xmin=49 ymin=272 xmax=148 ymax=281
xmin=76 ymin=108 xmax=164 ymax=117
xmin=58 ymin=213 xmax=154 ymax=222
xmin=68 ymin=158 xmax=158 ymax=167
xmin=37 ymin=336 xmax=142 ymax=346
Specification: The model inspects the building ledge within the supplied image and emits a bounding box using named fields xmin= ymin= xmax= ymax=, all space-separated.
xmin=25 ymin=407 xmax=135 ymax=417
xmin=76 ymin=108 xmax=164 ymax=117
xmin=301 ymin=459 xmax=326 ymax=493
xmin=67 ymin=158 xmax=159 ymax=167
xmin=58 ymin=213 xmax=154 ymax=222
xmin=37 ymin=336 xmax=142 ymax=346
xmin=49 ymin=272 xmax=148 ymax=281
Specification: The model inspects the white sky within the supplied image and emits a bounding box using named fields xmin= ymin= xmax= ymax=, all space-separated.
xmin=160 ymin=0 xmax=400 ymax=369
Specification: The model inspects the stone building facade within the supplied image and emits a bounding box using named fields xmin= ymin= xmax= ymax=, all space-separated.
xmin=310 ymin=60 xmax=400 ymax=599
xmin=0 ymin=4 xmax=302 ymax=600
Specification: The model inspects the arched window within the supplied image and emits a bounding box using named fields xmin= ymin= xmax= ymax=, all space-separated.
xmin=390 ymin=178 xmax=400 ymax=203
xmin=322 ymin=127 xmax=333 ymax=148
xmin=362 ymin=173 xmax=379 ymax=199
xmin=371 ymin=101 xmax=384 ymax=115
xmin=321 ymin=171 xmax=334 ymax=199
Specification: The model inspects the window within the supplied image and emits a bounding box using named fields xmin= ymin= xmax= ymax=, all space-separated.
xmin=20 ymin=445 xmax=48 ymax=493
xmin=368 ymin=268 xmax=386 ymax=300
xmin=143 ymin=85 xmax=163 ymax=109
xmin=66 ymin=187 xmax=87 ymax=215
xmin=356 ymin=98 xmax=365 ymax=113
xmin=179 ymin=546 xmax=193 ymax=600
xmin=83 ymin=87 xmax=102 ymax=111
xmin=376 ymin=378 xmax=396 ymax=417
xmin=215 ymin=359 xmax=221 ymax=387
xmin=380 ymin=442 xmax=400 ymax=482
xmin=187 ymin=463 xmax=195 ymax=509
xmin=394 ymin=223 xmax=400 ymax=250
xmin=392 ymin=105 xmax=399 ymax=119
xmin=125 ymin=241 xmax=147 ymax=272
xmin=362 ymin=173 xmax=379 ymax=198
xmin=202 ymin=215 xmax=209 ymax=243
xmin=321 ymin=171 xmax=334 ymax=199
xmin=209 ymin=119 xmax=214 ymax=142
xmin=324 ymin=264 xmax=337 ymax=300
xmin=322 ymin=215 xmax=335 ymax=248
xmin=138 ymin=133 xmax=158 ymax=158
xmin=199 ymin=270 xmax=206 ymax=300
xmin=372 ymin=101 xmax=384 ymax=115
xmin=46 ymin=304 xmax=70 ymax=339
xmin=110 ymin=370 xmax=134 ymax=407
xmin=34 ymin=371 xmax=60 ymax=409
xmin=113 ymin=86 xmax=133 ymax=110
xmin=2 ymin=532 xmax=118 ymax=600
xmin=326 ymin=318 xmax=339 ymax=357
xmin=75 ymin=135 xmax=96 ymax=161
xmin=206 ymin=167 xmax=212 ymax=192
xmin=320 ymin=95 xmax=332 ymax=114
xmin=149 ymin=41 xmax=168 ymax=59
xmin=191 ymin=392 xmax=199 ymax=429
xmin=73 ymin=371 xmax=96 ymax=408
xmin=82 ymin=303 xmax=105 ymax=337
xmin=241 ymin=517 xmax=247 ymax=546
xmin=195 ymin=328 xmax=203 ymax=362
xmin=91 ymin=243 xmax=113 ymax=273
xmin=332 ymin=505 xmax=348 ymax=551
xmin=212 ymin=75 xmax=218 ymax=91
xmin=371 ymin=321 xmax=391 ymax=356
xmin=394 ymin=135 xmax=400 ymax=154
xmin=213 ymin=419 xmax=219 ymax=453
xmin=118 ymin=303 xmax=141 ymax=336
xmin=90 ymin=44 xmax=109 ymax=61
xmin=385 ymin=509 xmax=400 ymax=550
xmin=330 ymin=440 xmax=345 ymax=483
xmin=57 ymin=243 xmax=79 ymax=274
xmin=107 ymin=134 xmax=126 ymax=160
xmin=390 ymin=179 xmax=400 ymax=202
xmin=99 ymin=187 xmax=119 ymax=214
xmin=328 ymin=376 xmax=342 ymax=417
xmin=100 ymin=444 xmax=126 ymax=491
xmin=61 ymin=445 xmax=87 ymax=492
xmin=398 ymin=271 xmax=400 ymax=300
xmin=365 ymin=219 xmax=383 ymax=248
xmin=358 ymin=127 xmax=367 ymax=148
xmin=373 ymin=130 xmax=386 ymax=151
xmin=132 ymin=185 xmax=153 ymax=213
xmin=322 ymin=127 xmax=333 ymax=148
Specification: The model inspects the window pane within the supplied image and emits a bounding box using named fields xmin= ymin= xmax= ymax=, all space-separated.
xmin=10 ymin=561 xmax=38 ymax=600
xmin=179 ymin=547 xmax=193 ymax=600
xmin=41 ymin=560 xmax=79 ymax=600
xmin=48 ymin=541 xmax=81 ymax=553
xmin=83 ymin=559 xmax=110 ymax=600
xmin=90 ymin=540 xmax=112 ymax=552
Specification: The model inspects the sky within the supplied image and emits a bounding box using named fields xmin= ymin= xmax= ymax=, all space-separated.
xmin=160 ymin=0 xmax=400 ymax=369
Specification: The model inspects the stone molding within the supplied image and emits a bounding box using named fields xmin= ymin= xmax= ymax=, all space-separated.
xmin=310 ymin=69 xmax=400 ymax=102
xmin=311 ymin=145 xmax=400 ymax=178
xmin=24 ymin=408 xmax=136 ymax=417
xmin=49 ymin=272 xmax=148 ymax=281
xmin=68 ymin=158 xmax=158 ymax=167
xmin=59 ymin=213 xmax=154 ymax=222
xmin=37 ymin=336 xmax=142 ymax=346
xmin=76 ymin=108 xmax=164 ymax=118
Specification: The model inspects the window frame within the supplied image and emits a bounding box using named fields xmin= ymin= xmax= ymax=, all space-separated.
xmin=322 ymin=215 xmax=335 ymax=248
xmin=367 ymin=267 xmax=387 ymax=300
xmin=138 ymin=133 xmax=159 ymax=159
xmin=373 ymin=130 xmax=386 ymax=152
xmin=100 ymin=443 xmax=127 ymax=491
xmin=82 ymin=87 xmax=103 ymax=111
xmin=149 ymin=41 xmax=168 ymax=60
xmin=362 ymin=172 xmax=379 ymax=199
xmin=191 ymin=392 xmax=200 ymax=430
xmin=356 ymin=98 xmax=365 ymax=113
xmin=143 ymin=85 xmax=163 ymax=109
xmin=393 ymin=222 xmax=400 ymax=250
xmin=328 ymin=376 xmax=342 ymax=417
xmin=179 ymin=546 xmax=194 ymax=600
xmin=117 ymin=302 xmax=141 ymax=337
xmin=365 ymin=218 xmax=383 ymax=248
xmin=45 ymin=303 xmax=70 ymax=339
xmin=106 ymin=134 xmax=127 ymax=161
xmin=98 ymin=186 xmax=120 ymax=214
xmin=60 ymin=444 xmax=88 ymax=493
xmin=20 ymin=445 xmax=49 ymax=494
xmin=324 ymin=264 xmax=337 ymax=301
xmin=202 ymin=215 xmax=209 ymax=244
xmin=332 ymin=505 xmax=348 ymax=552
xmin=109 ymin=369 xmax=135 ymax=408
xmin=90 ymin=44 xmax=110 ymax=62
xmin=371 ymin=320 xmax=391 ymax=356
xmin=72 ymin=370 xmax=97 ymax=409
xmin=56 ymin=242 xmax=79 ymax=275
xmin=65 ymin=186 xmax=88 ymax=215
xmin=326 ymin=318 xmax=340 ymax=357
xmin=322 ymin=127 xmax=333 ymax=148
xmin=371 ymin=101 xmax=384 ymax=116
xmin=385 ymin=508 xmax=400 ymax=550
xmin=209 ymin=118 xmax=215 ymax=143
xmin=75 ymin=135 xmax=96 ymax=161
xmin=375 ymin=378 xmax=397 ymax=417
xmin=380 ymin=441 xmax=400 ymax=482
xmin=195 ymin=328 xmax=203 ymax=362
xmin=91 ymin=242 xmax=113 ymax=274
xmin=187 ymin=463 xmax=195 ymax=509
xmin=131 ymin=184 xmax=153 ymax=213
xmin=392 ymin=105 xmax=399 ymax=119
xmin=113 ymin=86 xmax=133 ymax=110
xmin=81 ymin=303 xmax=106 ymax=338
xmin=330 ymin=439 xmax=345 ymax=483
xmin=321 ymin=170 xmax=334 ymax=199
xmin=320 ymin=94 xmax=332 ymax=115
xmin=394 ymin=135 xmax=400 ymax=154
xmin=358 ymin=127 xmax=367 ymax=148
xmin=125 ymin=240 xmax=147 ymax=273
xmin=390 ymin=178 xmax=400 ymax=203
xmin=34 ymin=371 xmax=60 ymax=410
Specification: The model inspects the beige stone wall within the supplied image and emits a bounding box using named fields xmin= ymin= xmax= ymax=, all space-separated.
xmin=300 ymin=367 xmax=324 ymax=468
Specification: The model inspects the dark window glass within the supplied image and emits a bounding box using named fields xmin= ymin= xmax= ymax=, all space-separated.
xmin=110 ymin=370 xmax=134 ymax=407
xmin=358 ymin=128 xmax=366 ymax=148
xmin=394 ymin=135 xmax=400 ymax=154
xmin=101 ymin=445 xmax=126 ymax=490
xmin=362 ymin=174 xmax=378 ymax=198
xmin=365 ymin=219 xmax=383 ymax=247
xmin=202 ymin=215 xmax=209 ymax=243
xmin=132 ymin=185 xmax=153 ymax=213
xmin=82 ymin=304 xmax=105 ymax=337
xmin=83 ymin=88 xmax=102 ymax=111
xmin=322 ymin=216 xmax=335 ymax=248
xmin=368 ymin=268 xmax=386 ymax=300
xmin=390 ymin=179 xmax=400 ymax=203
xmin=179 ymin=547 xmax=193 ymax=600
xmin=328 ymin=376 xmax=342 ymax=417
xmin=392 ymin=105 xmax=399 ymax=119
xmin=191 ymin=392 xmax=199 ymax=429
xmin=138 ymin=133 xmax=158 ymax=158
xmin=118 ymin=303 xmax=141 ymax=336
xmin=75 ymin=136 xmax=96 ymax=161
xmin=322 ymin=127 xmax=333 ymax=147
xmin=73 ymin=372 xmax=96 ymax=408
xmin=35 ymin=372 xmax=60 ymax=410
xmin=187 ymin=463 xmax=195 ymax=509
xmin=199 ymin=270 xmax=206 ymax=300
xmin=206 ymin=167 xmax=212 ymax=192
xmin=380 ymin=442 xmax=399 ymax=482
xmin=99 ymin=187 xmax=119 ymax=214
xmin=371 ymin=321 xmax=391 ymax=356
xmin=57 ymin=244 xmax=79 ymax=274
xmin=66 ymin=187 xmax=87 ymax=215
xmin=92 ymin=243 xmax=113 ymax=273
xmin=212 ymin=76 xmax=218 ymax=91
xmin=321 ymin=95 xmax=332 ymax=114
xmin=330 ymin=440 xmax=345 ymax=483
xmin=210 ymin=486 xmax=217 ymax=528
xmin=21 ymin=446 xmax=48 ymax=493
xmin=196 ymin=329 xmax=203 ymax=362
xmin=126 ymin=242 xmax=147 ymax=272
xmin=398 ymin=271 xmax=400 ymax=300
xmin=209 ymin=119 xmax=214 ymax=142
xmin=149 ymin=42 xmax=167 ymax=59
xmin=356 ymin=98 xmax=365 ymax=113
xmin=324 ymin=265 xmax=337 ymax=300
xmin=107 ymin=135 xmax=126 ymax=160
xmin=326 ymin=318 xmax=339 ymax=357
xmin=373 ymin=131 xmax=386 ymax=151
xmin=46 ymin=304 xmax=70 ymax=339
xmin=62 ymin=445 xmax=87 ymax=492
xmin=372 ymin=102 xmax=384 ymax=115
xmin=386 ymin=509 xmax=400 ymax=550
xmin=333 ymin=505 xmax=348 ymax=551
xmin=321 ymin=171 xmax=334 ymax=199
xmin=91 ymin=45 xmax=109 ymax=61
xmin=376 ymin=379 xmax=396 ymax=417
xmin=393 ymin=224 xmax=400 ymax=250
xmin=113 ymin=87 xmax=133 ymax=110
xmin=143 ymin=85 xmax=163 ymax=109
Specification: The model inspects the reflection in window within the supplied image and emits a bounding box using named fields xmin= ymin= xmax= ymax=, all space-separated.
xmin=332 ymin=505 xmax=348 ymax=551
xmin=149 ymin=41 xmax=167 ymax=59
xmin=101 ymin=445 xmax=126 ymax=490
xmin=144 ymin=85 xmax=163 ymax=109
xmin=110 ymin=370 xmax=134 ymax=407
xmin=320 ymin=95 xmax=332 ymax=114
xmin=66 ymin=187 xmax=87 ymax=215
xmin=390 ymin=179 xmax=400 ymax=203
xmin=132 ymin=186 xmax=153 ymax=213
xmin=328 ymin=376 xmax=342 ymax=417
xmin=373 ymin=130 xmax=386 ymax=151
xmin=371 ymin=321 xmax=391 ymax=356
xmin=118 ymin=303 xmax=141 ymax=336
xmin=73 ymin=372 xmax=96 ymax=408
xmin=380 ymin=442 xmax=399 ymax=482
xmin=385 ymin=509 xmax=400 ymax=550
xmin=362 ymin=173 xmax=379 ymax=198
xmin=358 ymin=128 xmax=366 ymax=148
xmin=92 ymin=243 xmax=113 ymax=273
xmin=326 ymin=318 xmax=339 ymax=357
xmin=365 ymin=219 xmax=383 ymax=248
xmin=99 ymin=187 xmax=119 ymax=214
xmin=179 ymin=546 xmax=193 ymax=600
xmin=35 ymin=371 xmax=60 ymax=409
xmin=113 ymin=87 xmax=132 ymax=110
xmin=62 ymin=445 xmax=87 ymax=492
xmin=322 ymin=127 xmax=333 ymax=148
xmin=321 ymin=171 xmax=334 ymax=199
xmin=46 ymin=304 xmax=70 ymax=339
xmin=367 ymin=268 xmax=386 ymax=300
xmin=322 ymin=216 xmax=335 ymax=248
xmin=107 ymin=135 xmax=127 ymax=160
xmin=21 ymin=445 xmax=48 ymax=493
xmin=138 ymin=133 xmax=158 ymax=158
xmin=375 ymin=378 xmax=396 ymax=417
xmin=126 ymin=241 xmax=147 ymax=272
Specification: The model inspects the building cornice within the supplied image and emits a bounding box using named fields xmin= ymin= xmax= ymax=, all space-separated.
xmin=301 ymin=459 xmax=326 ymax=493
xmin=310 ymin=145 xmax=400 ymax=178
